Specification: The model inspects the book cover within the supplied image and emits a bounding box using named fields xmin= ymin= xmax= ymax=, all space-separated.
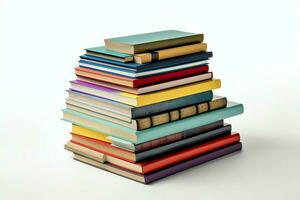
xmin=69 ymin=79 xmax=221 ymax=107
xmin=104 ymin=30 xmax=204 ymax=54
xmin=62 ymin=101 xmax=244 ymax=144
xmin=72 ymin=142 xmax=242 ymax=184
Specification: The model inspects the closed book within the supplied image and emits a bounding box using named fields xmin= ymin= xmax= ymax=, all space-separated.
xmin=79 ymin=59 xmax=208 ymax=78
xmin=79 ymin=51 xmax=212 ymax=72
xmin=72 ymin=142 xmax=242 ymax=184
xmin=72 ymin=124 xmax=111 ymax=143
xmin=69 ymin=79 xmax=221 ymax=107
xmin=132 ymin=121 xmax=225 ymax=152
xmin=69 ymin=124 xmax=232 ymax=162
xmin=134 ymin=43 xmax=207 ymax=64
xmin=62 ymin=101 xmax=244 ymax=144
xmin=66 ymin=133 xmax=240 ymax=173
xmin=104 ymin=30 xmax=204 ymax=54
xmin=66 ymin=89 xmax=213 ymax=119
xmin=85 ymin=46 xmax=133 ymax=62
xmin=75 ymin=65 xmax=209 ymax=88
xmin=76 ymin=72 xmax=213 ymax=95
xmin=70 ymin=120 xmax=224 ymax=152
xmin=66 ymin=96 xmax=227 ymax=130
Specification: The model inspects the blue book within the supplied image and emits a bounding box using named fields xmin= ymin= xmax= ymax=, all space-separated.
xmin=79 ymin=51 xmax=212 ymax=72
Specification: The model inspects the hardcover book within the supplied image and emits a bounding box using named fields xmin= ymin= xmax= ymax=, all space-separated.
xmin=79 ymin=51 xmax=212 ymax=72
xmin=69 ymin=79 xmax=221 ymax=107
xmin=104 ymin=30 xmax=204 ymax=54
xmin=66 ymin=133 xmax=240 ymax=171
xmin=65 ymin=96 xmax=227 ymax=130
xmin=76 ymin=72 xmax=213 ymax=95
xmin=69 ymin=124 xmax=232 ymax=162
xmin=85 ymin=46 xmax=133 ymax=62
xmin=75 ymin=65 xmax=209 ymax=87
xmin=66 ymin=89 xmax=213 ymax=119
xmin=73 ymin=142 xmax=242 ymax=184
xmin=71 ymin=120 xmax=225 ymax=152
xmin=134 ymin=43 xmax=207 ymax=64
xmin=62 ymin=101 xmax=244 ymax=144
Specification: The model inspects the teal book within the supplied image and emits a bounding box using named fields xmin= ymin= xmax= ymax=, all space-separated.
xmin=104 ymin=30 xmax=204 ymax=54
xmin=85 ymin=46 xmax=133 ymax=62
xmin=62 ymin=101 xmax=243 ymax=144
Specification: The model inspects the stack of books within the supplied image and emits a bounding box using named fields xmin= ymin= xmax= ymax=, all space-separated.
xmin=62 ymin=30 xmax=244 ymax=184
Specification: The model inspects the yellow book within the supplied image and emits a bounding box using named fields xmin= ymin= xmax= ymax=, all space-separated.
xmin=70 ymin=79 xmax=221 ymax=107
xmin=72 ymin=125 xmax=111 ymax=143
xmin=134 ymin=43 xmax=207 ymax=64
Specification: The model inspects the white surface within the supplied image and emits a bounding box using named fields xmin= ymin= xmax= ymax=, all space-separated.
xmin=1 ymin=0 xmax=300 ymax=199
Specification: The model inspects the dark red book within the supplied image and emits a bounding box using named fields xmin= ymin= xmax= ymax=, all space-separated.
xmin=75 ymin=65 xmax=209 ymax=88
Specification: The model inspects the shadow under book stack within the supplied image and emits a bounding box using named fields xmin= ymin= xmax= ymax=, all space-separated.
xmin=62 ymin=30 xmax=244 ymax=184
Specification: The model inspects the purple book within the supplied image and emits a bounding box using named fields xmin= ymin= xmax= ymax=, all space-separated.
xmin=73 ymin=142 xmax=242 ymax=184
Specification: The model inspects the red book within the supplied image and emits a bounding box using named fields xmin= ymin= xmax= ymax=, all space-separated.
xmin=67 ymin=133 xmax=240 ymax=174
xmin=75 ymin=65 xmax=209 ymax=88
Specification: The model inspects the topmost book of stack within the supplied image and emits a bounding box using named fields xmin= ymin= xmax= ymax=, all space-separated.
xmin=104 ymin=30 xmax=204 ymax=54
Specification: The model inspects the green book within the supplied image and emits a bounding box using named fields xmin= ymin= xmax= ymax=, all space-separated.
xmin=104 ymin=30 xmax=204 ymax=54
xmin=85 ymin=46 xmax=133 ymax=62
xmin=62 ymin=101 xmax=243 ymax=144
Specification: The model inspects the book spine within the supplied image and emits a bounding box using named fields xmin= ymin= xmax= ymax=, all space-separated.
xmin=131 ymin=90 xmax=213 ymax=119
xmin=136 ymin=97 xmax=227 ymax=130
xmin=134 ymin=120 xmax=224 ymax=152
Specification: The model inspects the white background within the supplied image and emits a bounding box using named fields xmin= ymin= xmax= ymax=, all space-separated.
xmin=1 ymin=0 xmax=300 ymax=199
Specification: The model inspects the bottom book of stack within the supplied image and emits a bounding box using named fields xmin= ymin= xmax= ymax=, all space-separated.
xmin=65 ymin=123 xmax=242 ymax=184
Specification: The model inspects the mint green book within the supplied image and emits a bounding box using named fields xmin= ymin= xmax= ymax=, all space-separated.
xmin=85 ymin=46 xmax=133 ymax=62
xmin=104 ymin=30 xmax=204 ymax=54
xmin=62 ymin=101 xmax=243 ymax=144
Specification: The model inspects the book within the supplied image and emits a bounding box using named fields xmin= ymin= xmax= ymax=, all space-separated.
xmin=75 ymin=65 xmax=209 ymax=87
xmin=134 ymin=43 xmax=207 ymax=64
xmin=66 ymin=133 xmax=240 ymax=172
xmin=66 ymin=90 xmax=213 ymax=119
xmin=135 ymin=96 xmax=226 ymax=130
xmin=79 ymin=51 xmax=212 ymax=72
xmin=72 ymin=124 xmax=111 ymax=143
xmin=120 ymin=121 xmax=225 ymax=152
xmin=69 ymin=124 xmax=232 ymax=162
xmin=79 ymin=60 xmax=208 ymax=78
xmin=62 ymin=101 xmax=244 ymax=144
xmin=76 ymin=72 xmax=213 ymax=95
xmin=71 ymin=120 xmax=225 ymax=152
xmin=104 ymin=30 xmax=204 ymax=54
xmin=85 ymin=43 xmax=207 ymax=64
xmin=69 ymin=79 xmax=221 ymax=107
xmin=85 ymin=46 xmax=133 ymax=62
xmin=66 ymin=96 xmax=227 ymax=130
xmin=72 ymin=142 xmax=242 ymax=184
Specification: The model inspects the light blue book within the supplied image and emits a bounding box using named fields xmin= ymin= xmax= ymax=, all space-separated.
xmin=85 ymin=46 xmax=133 ymax=62
xmin=62 ymin=101 xmax=243 ymax=145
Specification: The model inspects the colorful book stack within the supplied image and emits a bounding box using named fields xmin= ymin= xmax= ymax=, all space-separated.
xmin=62 ymin=30 xmax=244 ymax=184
